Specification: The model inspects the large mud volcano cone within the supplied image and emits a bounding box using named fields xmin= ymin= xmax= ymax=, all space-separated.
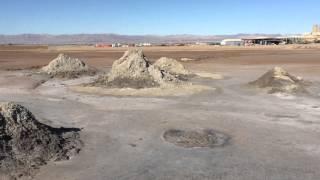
xmin=249 ymin=67 xmax=307 ymax=94
xmin=42 ymin=53 xmax=93 ymax=78
xmin=0 ymin=102 xmax=82 ymax=178
xmin=153 ymin=57 xmax=191 ymax=79
xmin=104 ymin=49 xmax=180 ymax=88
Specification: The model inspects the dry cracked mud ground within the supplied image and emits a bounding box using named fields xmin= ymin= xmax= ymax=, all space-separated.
xmin=0 ymin=45 xmax=320 ymax=180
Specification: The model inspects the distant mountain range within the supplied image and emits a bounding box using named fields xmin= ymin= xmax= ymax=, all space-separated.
xmin=0 ymin=33 xmax=283 ymax=45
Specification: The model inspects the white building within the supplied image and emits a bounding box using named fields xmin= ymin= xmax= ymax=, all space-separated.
xmin=112 ymin=43 xmax=121 ymax=48
xmin=195 ymin=42 xmax=208 ymax=45
xmin=135 ymin=43 xmax=152 ymax=47
xmin=221 ymin=39 xmax=244 ymax=46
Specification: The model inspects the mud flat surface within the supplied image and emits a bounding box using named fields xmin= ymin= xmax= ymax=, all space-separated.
xmin=0 ymin=45 xmax=320 ymax=179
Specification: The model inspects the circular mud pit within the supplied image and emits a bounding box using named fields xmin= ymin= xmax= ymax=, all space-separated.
xmin=163 ymin=129 xmax=229 ymax=148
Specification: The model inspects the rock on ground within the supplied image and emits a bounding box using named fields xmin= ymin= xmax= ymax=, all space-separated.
xmin=249 ymin=66 xmax=308 ymax=94
xmin=94 ymin=49 xmax=181 ymax=89
xmin=0 ymin=102 xmax=82 ymax=179
xmin=42 ymin=53 xmax=94 ymax=78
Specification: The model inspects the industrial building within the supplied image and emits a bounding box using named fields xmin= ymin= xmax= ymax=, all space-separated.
xmin=221 ymin=37 xmax=285 ymax=46
xmin=303 ymin=24 xmax=320 ymax=42
xmin=242 ymin=37 xmax=285 ymax=46
xmin=312 ymin=24 xmax=320 ymax=35
xmin=221 ymin=25 xmax=320 ymax=46
xmin=220 ymin=39 xmax=244 ymax=46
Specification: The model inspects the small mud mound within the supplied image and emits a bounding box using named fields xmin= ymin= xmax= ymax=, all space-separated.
xmin=163 ymin=129 xmax=229 ymax=148
xmin=93 ymin=49 xmax=181 ymax=89
xmin=0 ymin=102 xmax=82 ymax=179
xmin=249 ymin=67 xmax=308 ymax=94
xmin=42 ymin=53 xmax=95 ymax=78
xmin=153 ymin=57 xmax=192 ymax=80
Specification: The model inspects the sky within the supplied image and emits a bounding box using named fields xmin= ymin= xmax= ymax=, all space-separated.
xmin=0 ymin=0 xmax=319 ymax=35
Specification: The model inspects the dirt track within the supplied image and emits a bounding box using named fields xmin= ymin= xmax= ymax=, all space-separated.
xmin=0 ymin=45 xmax=320 ymax=180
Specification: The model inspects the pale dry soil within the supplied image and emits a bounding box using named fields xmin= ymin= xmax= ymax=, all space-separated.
xmin=0 ymin=46 xmax=320 ymax=180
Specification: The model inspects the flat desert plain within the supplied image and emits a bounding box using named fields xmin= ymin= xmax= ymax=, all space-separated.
xmin=0 ymin=45 xmax=320 ymax=180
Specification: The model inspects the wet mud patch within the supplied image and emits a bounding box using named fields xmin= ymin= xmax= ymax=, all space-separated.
xmin=92 ymin=75 xmax=160 ymax=89
xmin=163 ymin=129 xmax=229 ymax=148
xmin=264 ymin=113 xmax=300 ymax=119
xmin=70 ymin=84 xmax=214 ymax=97
xmin=296 ymin=119 xmax=320 ymax=125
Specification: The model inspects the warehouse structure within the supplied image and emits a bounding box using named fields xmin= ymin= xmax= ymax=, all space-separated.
xmin=303 ymin=24 xmax=320 ymax=42
xmin=220 ymin=39 xmax=244 ymax=46
xmin=242 ymin=37 xmax=285 ymax=45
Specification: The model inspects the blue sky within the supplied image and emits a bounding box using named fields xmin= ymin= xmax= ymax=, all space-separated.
xmin=0 ymin=0 xmax=319 ymax=35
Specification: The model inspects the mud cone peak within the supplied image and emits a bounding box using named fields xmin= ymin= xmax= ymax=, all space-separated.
xmin=109 ymin=49 xmax=150 ymax=78
xmin=0 ymin=102 xmax=82 ymax=178
xmin=42 ymin=53 xmax=94 ymax=78
xmin=250 ymin=67 xmax=307 ymax=94
xmin=272 ymin=66 xmax=287 ymax=75
xmin=154 ymin=57 xmax=191 ymax=77
xmin=57 ymin=53 xmax=67 ymax=58
xmin=119 ymin=49 xmax=146 ymax=62
xmin=269 ymin=66 xmax=290 ymax=78
xmin=102 ymin=50 xmax=181 ymax=89
xmin=0 ymin=102 xmax=36 ymax=125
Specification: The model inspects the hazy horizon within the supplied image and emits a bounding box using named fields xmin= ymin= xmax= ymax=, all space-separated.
xmin=1 ymin=33 xmax=284 ymax=45
xmin=1 ymin=0 xmax=319 ymax=35
xmin=0 ymin=32 xmax=287 ymax=36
